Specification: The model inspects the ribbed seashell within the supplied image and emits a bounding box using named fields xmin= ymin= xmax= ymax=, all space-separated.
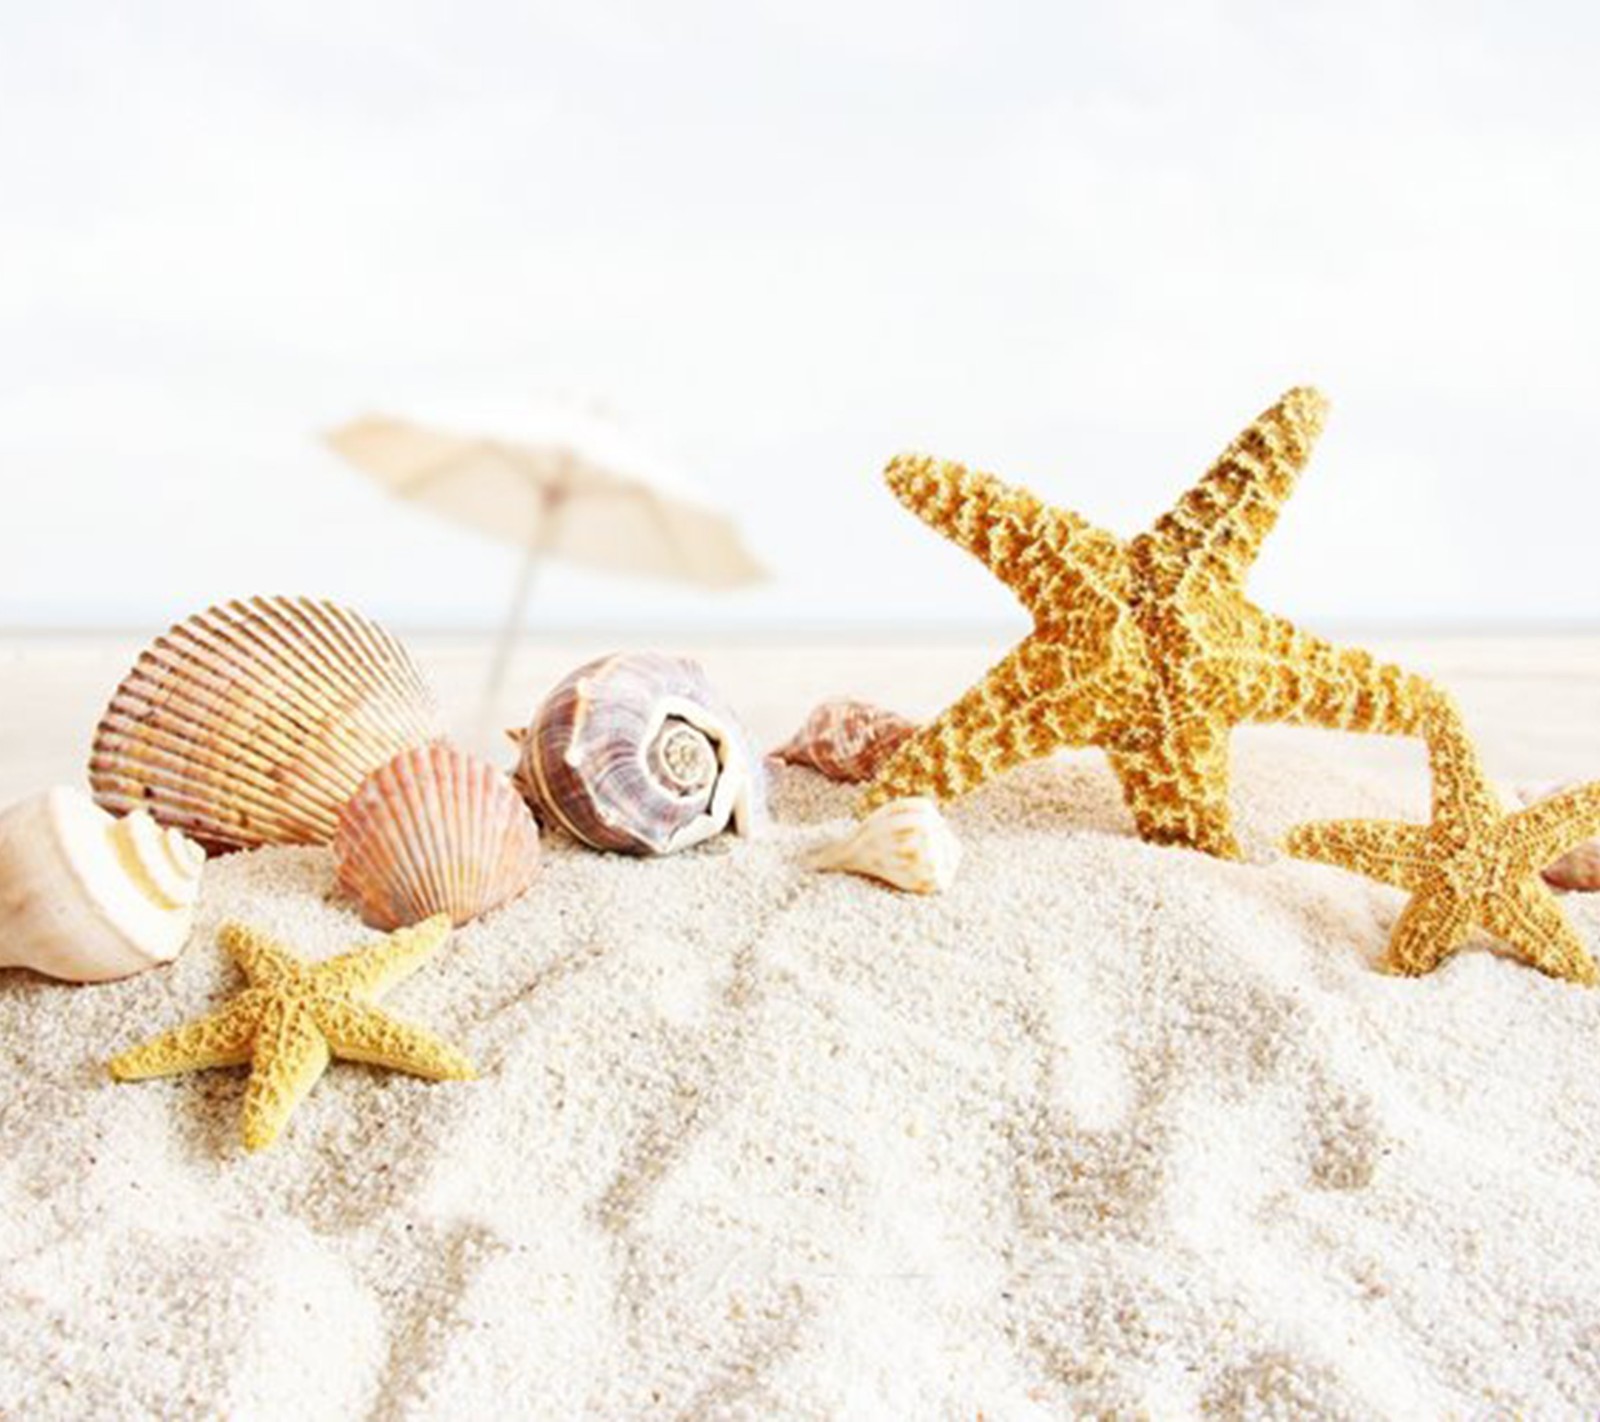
xmin=0 ymin=787 xmax=204 ymax=982
xmin=334 ymin=741 xmax=542 ymax=930
xmin=510 ymin=652 xmax=762 ymax=855
xmin=805 ymin=796 xmax=962 ymax=894
xmin=90 ymin=596 xmax=439 ymax=853
xmin=1517 ymin=782 xmax=1600 ymax=891
xmin=772 ymin=698 xmax=916 ymax=783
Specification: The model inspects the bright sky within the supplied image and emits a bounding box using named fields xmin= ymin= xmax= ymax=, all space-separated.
xmin=2 ymin=1 xmax=1597 ymax=631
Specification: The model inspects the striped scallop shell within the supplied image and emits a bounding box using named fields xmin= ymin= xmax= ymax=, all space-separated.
xmin=772 ymin=698 xmax=916 ymax=782
xmin=510 ymin=652 xmax=763 ymax=855
xmin=89 ymin=597 xmax=438 ymax=853
xmin=334 ymin=741 xmax=541 ymax=930
xmin=805 ymin=796 xmax=961 ymax=894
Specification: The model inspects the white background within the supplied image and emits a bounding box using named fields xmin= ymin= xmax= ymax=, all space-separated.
xmin=2 ymin=1 xmax=1597 ymax=633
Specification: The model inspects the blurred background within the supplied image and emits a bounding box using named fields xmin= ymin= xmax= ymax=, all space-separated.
xmin=2 ymin=0 xmax=1597 ymax=635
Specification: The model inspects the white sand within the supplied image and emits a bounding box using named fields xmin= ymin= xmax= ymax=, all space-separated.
xmin=4 ymin=728 xmax=1600 ymax=1418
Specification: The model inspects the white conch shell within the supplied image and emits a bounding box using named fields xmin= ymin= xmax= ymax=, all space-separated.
xmin=0 ymin=787 xmax=204 ymax=982
xmin=89 ymin=595 xmax=439 ymax=853
xmin=1516 ymin=781 xmax=1600 ymax=891
xmin=805 ymin=796 xmax=962 ymax=895
xmin=334 ymin=741 xmax=542 ymax=930
xmin=510 ymin=652 xmax=764 ymax=856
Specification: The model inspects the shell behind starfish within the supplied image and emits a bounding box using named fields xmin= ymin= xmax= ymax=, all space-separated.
xmin=1518 ymin=782 xmax=1600 ymax=891
xmin=773 ymin=699 xmax=916 ymax=783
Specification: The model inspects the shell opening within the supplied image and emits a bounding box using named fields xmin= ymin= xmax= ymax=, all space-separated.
xmin=649 ymin=718 xmax=719 ymax=801
xmin=106 ymin=810 xmax=202 ymax=912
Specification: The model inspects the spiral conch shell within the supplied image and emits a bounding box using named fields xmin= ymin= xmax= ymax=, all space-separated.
xmin=772 ymin=698 xmax=916 ymax=783
xmin=0 ymin=787 xmax=204 ymax=982
xmin=1518 ymin=782 xmax=1600 ymax=891
xmin=334 ymin=741 xmax=542 ymax=930
xmin=90 ymin=596 xmax=439 ymax=853
xmin=510 ymin=652 xmax=763 ymax=855
xmin=805 ymin=796 xmax=961 ymax=894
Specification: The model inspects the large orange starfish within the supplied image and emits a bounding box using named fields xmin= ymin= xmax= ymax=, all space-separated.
xmin=1287 ymin=698 xmax=1600 ymax=983
xmin=862 ymin=388 xmax=1438 ymax=858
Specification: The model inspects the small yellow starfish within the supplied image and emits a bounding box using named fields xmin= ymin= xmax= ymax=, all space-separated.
xmin=1286 ymin=699 xmax=1600 ymax=983
xmin=109 ymin=915 xmax=476 ymax=1150
xmin=862 ymin=388 xmax=1438 ymax=857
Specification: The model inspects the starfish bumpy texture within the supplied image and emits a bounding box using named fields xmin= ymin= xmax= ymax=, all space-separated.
xmin=109 ymin=915 xmax=475 ymax=1150
xmin=862 ymin=388 xmax=1438 ymax=858
xmin=1286 ymin=699 xmax=1600 ymax=984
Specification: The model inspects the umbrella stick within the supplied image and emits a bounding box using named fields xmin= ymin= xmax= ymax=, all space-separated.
xmin=476 ymin=545 xmax=543 ymax=748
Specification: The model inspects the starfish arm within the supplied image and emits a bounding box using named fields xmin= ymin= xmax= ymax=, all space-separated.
xmin=1420 ymin=696 xmax=1505 ymax=839
xmin=318 ymin=998 xmax=477 ymax=1080
xmin=107 ymin=994 xmax=262 ymax=1080
xmin=860 ymin=637 xmax=1104 ymax=813
xmin=1145 ymin=387 xmax=1328 ymax=594
xmin=315 ymin=914 xmax=453 ymax=1000
xmin=1284 ymin=819 xmax=1431 ymax=891
xmin=218 ymin=922 xmax=304 ymax=987
xmin=883 ymin=453 xmax=1127 ymax=619
xmin=1480 ymin=881 xmax=1599 ymax=985
xmin=1381 ymin=886 xmax=1476 ymax=977
xmin=1216 ymin=611 xmax=1438 ymax=736
xmin=1507 ymin=780 xmax=1600 ymax=870
xmin=240 ymin=998 xmax=332 ymax=1151
xmin=1106 ymin=712 xmax=1241 ymax=858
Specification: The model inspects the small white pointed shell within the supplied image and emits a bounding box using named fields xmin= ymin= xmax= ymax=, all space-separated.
xmin=511 ymin=652 xmax=763 ymax=856
xmin=772 ymin=698 xmax=916 ymax=783
xmin=806 ymin=796 xmax=961 ymax=895
xmin=1517 ymin=782 xmax=1600 ymax=891
xmin=0 ymin=787 xmax=204 ymax=982
xmin=334 ymin=742 xmax=542 ymax=930
xmin=89 ymin=596 xmax=439 ymax=853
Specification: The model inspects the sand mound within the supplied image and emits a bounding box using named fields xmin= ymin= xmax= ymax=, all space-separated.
xmin=3 ymin=748 xmax=1599 ymax=1418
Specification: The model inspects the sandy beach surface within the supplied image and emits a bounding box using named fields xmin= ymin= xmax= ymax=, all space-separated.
xmin=2 ymin=634 xmax=1599 ymax=1418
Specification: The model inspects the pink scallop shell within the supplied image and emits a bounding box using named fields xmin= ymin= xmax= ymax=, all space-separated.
xmin=335 ymin=741 xmax=541 ymax=930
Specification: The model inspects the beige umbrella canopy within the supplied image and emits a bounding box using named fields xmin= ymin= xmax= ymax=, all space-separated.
xmin=326 ymin=409 xmax=766 ymax=722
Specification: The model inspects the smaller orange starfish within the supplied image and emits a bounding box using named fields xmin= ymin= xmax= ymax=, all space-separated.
xmin=109 ymin=915 xmax=475 ymax=1150
xmin=1286 ymin=699 xmax=1600 ymax=984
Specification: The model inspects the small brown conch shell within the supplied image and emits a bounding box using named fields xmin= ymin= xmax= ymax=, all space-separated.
xmin=1517 ymin=782 xmax=1600 ymax=891
xmin=90 ymin=596 xmax=439 ymax=853
xmin=0 ymin=787 xmax=204 ymax=982
xmin=334 ymin=741 xmax=542 ymax=930
xmin=510 ymin=652 xmax=762 ymax=855
xmin=805 ymin=796 xmax=961 ymax=894
xmin=772 ymin=698 xmax=916 ymax=783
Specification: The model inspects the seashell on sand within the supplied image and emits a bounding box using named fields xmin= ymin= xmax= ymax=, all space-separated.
xmin=510 ymin=652 xmax=763 ymax=856
xmin=0 ymin=787 xmax=204 ymax=982
xmin=1516 ymin=782 xmax=1600 ymax=891
xmin=90 ymin=596 xmax=439 ymax=853
xmin=805 ymin=796 xmax=962 ymax=894
xmin=335 ymin=741 xmax=541 ymax=930
xmin=772 ymin=698 xmax=916 ymax=783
